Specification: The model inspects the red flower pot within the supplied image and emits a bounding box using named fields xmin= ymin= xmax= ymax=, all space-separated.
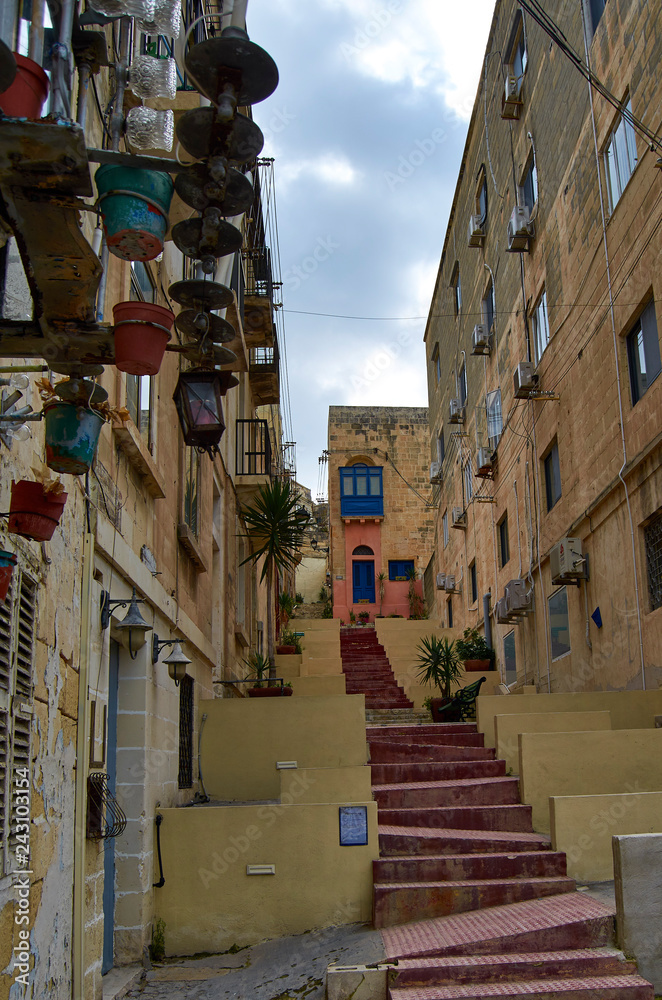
xmin=276 ymin=645 xmax=296 ymax=655
xmin=247 ymin=686 xmax=293 ymax=697
xmin=113 ymin=301 xmax=174 ymax=376
xmin=0 ymin=54 xmax=49 ymax=118
xmin=9 ymin=480 xmax=68 ymax=541
xmin=463 ymin=659 xmax=492 ymax=672
xmin=0 ymin=550 xmax=17 ymax=602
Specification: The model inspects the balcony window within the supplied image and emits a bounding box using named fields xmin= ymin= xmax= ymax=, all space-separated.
xmin=521 ymin=156 xmax=538 ymax=211
xmin=605 ymin=99 xmax=637 ymax=210
xmin=543 ymin=440 xmax=561 ymax=512
xmin=627 ymin=300 xmax=660 ymax=405
xmin=532 ymin=290 xmax=550 ymax=363
xmin=339 ymin=464 xmax=383 ymax=517
xmin=486 ymin=389 xmax=503 ymax=449
xmin=236 ymin=419 xmax=271 ymax=476
xmin=549 ymin=587 xmax=571 ymax=660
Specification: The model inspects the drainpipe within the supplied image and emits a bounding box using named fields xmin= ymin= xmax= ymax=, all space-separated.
xmin=73 ymin=533 xmax=95 ymax=999
xmin=482 ymin=593 xmax=492 ymax=651
xmin=50 ymin=0 xmax=74 ymax=118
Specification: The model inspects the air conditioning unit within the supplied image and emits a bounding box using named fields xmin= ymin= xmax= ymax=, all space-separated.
xmin=451 ymin=506 xmax=466 ymax=529
xmin=449 ymin=398 xmax=465 ymax=424
xmin=476 ymin=447 xmax=494 ymax=476
xmin=444 ymin=574 xmax=455 ymax=592
xmin=507 ymin=205 xmax=534 ymax=251
xmin=429 ymin=461 xmax=442 ymax=483
xmin=550 ymin=537 xmax=586 ymax=585
xmin=436 ymin=573 xmax=446 ymax=590
xmin=495 ymin=597 xmax=512 ymax=624
xmin=505 ymin=578 xmax=532 ymax=613
xmin=471 ymin=324 xmax=490 ymax=355
xmin=513 ymin=361 xmax=537 ymax=398
xmin=467 ymin=214 xmax=485 ymax=248
xmin=501 ymin=75 xmax=523 ymax=120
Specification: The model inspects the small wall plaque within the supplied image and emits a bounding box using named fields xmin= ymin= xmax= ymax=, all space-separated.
xmin=339 ymin=806 xmax=368 ymax=846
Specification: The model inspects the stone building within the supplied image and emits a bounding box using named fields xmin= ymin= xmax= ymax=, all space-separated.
xmin=424 ymin=0 xmax=662 ymax=692
xmin=327 ymin=406 xmax=435 ymax=621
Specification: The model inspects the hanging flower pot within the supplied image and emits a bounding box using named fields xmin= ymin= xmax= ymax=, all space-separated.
xmin=0 ymin=550 xmax=18 ymax=601
xmin=113 ymin=300 xmax=174 ymax=375
xmin=44 ymin=401 xmax=104 ymax=476
xmin=95 ymin=164 xmax=174 ymax=262
xmin=0 ymin=54 xmax=49 ymax=118
xmin=9 ymin=480 xmax=68 ymax=541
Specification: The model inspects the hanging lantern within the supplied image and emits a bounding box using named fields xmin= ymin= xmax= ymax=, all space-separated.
xmin=173 ymin=369 xmax=231 ymax=449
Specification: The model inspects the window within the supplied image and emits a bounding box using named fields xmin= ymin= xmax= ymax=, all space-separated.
xmin=437 ymin=429 xmax=445 ymax=466
xmin=499 ymin=514 xmax=510 ymax=567
xmin=130 ymin=261 xmax=156 ymax=304
xmin=521 ymin=156 xmax=538 ymax=211
xmin=126 ymin=374 xmax=153 ymax=446
xmin=532 ymin=290 xmax=550 ymax=363
xmin=353 ymin=545 xmax=374 ymax=555
xmin=447 ymin=596 xmax=453 ymax=629
xmin=463 ymin=461 xmax=473 ymax=503
xmin=184 ymin=448 xmax=200 ymax=536
xmin=627 ymin=300 xmax=661 ymax=405
xmin=605 ymin=99 xmax=637 ymax=210
xmin=178 ymin=675 xmax=194 ymax=789
xmin=458 ymin=363 xmax=467 ymax=406
xmin=483 ymin=281 xmax=495 ymax=334
xmin=442 ymin=510 xmax=449 ymax=548
xmin=0 ymin=566 xmax=36 ymax=874
xmin=451 ymin=263 xmax=461 ymax=317
xmin=544 ymin=440 xmax=562 ymax=512
xmin=431 ymin=344 xmax=441 ymax=384
xmin=507 ymin=13 xmax=527 ymax=81
xmin=486 ymin=389 xmax=503 ymax=449
xmin=644 ymin=509 xmax=662 ymax=612
xmin=339 ymin=464 xmax=384 ymax=517
xmin=503 ymin=631 xmax=517 ymax=685
xmin=476 ymin=169 xmax=488 ymax=225
xmin=469 ymin=561 xmax=478 ymax=604
xmin=587 ymin=0 xmax=606 ymax=36
xmin=389 ymin=560 xmax=414 ymax=581
xmin=548 ymin=587 xmax=571 ymax=660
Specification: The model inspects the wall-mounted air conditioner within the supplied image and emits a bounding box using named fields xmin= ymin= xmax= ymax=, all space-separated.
xmin=501 ymin=75 xmax=523 ymax=120
xmin=451 ymin=506 xmax=466 ymax=529
xmin=495 ymin=597 xmax=512 ymax=624
xmin=430 ymin=461 xmax=442 ymax=483
xmin=436 ymin=573 xmax=446 ymax=590
xmin=476 ymin=447 xmax=494 ymax=476
xmin=513 ymin=361 xmax=537 ymax=398
xmin=449 ymin=398 xmax=465 ymax=424
xmin=507 ymin=205 xmax=534 ymax=252
xmin=467 ymin=214 xmax=485 ymax=248
xmin=444 ymin=575 xmax=456 ymax=592
xmin=550 ymin=537 xmax=587 ymax=585
xmin=471 ymin=324 xmax=490 ymax=355
xmin=505 ymin=578 xmax=532 ymax=612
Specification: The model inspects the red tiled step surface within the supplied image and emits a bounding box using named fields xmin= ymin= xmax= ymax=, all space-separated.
xmin=374 ymin=851 xmax=567 ymax=882
xmin=388 ymin=975 xmax=654 ymax=1000
xmin=390 ymin=949 xmax=638 ymax=988
xmin=380 ymin=893 xmax=616 ymax=960
xmin=371 ymin=760 xmax=507 ymax=783
xmin=374 ymin=875 xmax=576 ymax=927
xmin=379 ymin=826 xmax=552 ymax=857
xmin=372 ymin=777 xmax=521 ymax=809
xmin=367 ymin=724 xmax=479 ymax=738
xmin=372 ymin=732 xmax=487 ymax=747
xmin=378 ymin=804 xmax=534 ymax=833
xmin=369 ymin=742 xmax=496 ymax=764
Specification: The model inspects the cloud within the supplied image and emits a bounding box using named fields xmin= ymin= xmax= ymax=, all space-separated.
xmin=278 ymin=153 xmax=362 ymax=191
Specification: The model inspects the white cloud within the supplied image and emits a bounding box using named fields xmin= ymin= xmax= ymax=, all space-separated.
xmin=277 ymin=153 xmax=362 ymax=190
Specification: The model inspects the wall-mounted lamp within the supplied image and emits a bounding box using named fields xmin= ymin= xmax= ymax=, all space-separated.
xmin=310 ymin=538 xmax=329 ymax=553
xmin=173 ymin=369 xmax=231 ymax=452
xmin=100 ymin=587 xmax=152 ymax=659
xmin=152 ymin=635 xmax=192 ymax=685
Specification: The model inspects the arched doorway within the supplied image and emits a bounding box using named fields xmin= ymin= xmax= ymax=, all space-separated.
xmin=352 ymin=545 xmax=375 ymax=603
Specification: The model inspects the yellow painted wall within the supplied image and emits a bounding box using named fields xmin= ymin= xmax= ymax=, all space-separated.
xmin=495 ymin=711 xmax=612 ymax=775
xmin=200 ymin=695 xmax=368 ymax=801
xmin=280 ymin=766 xmax=372 ymax=804
xmin=519 ymin=729 xmax=662 ymax=833
xmin=550 ymin=791 xmax=662 ymax=882
xmin=477 ymin=691 xmax=662 ymax=747
xmin=154 ymin=800 xmax=378 ymax=956
xmin=290 ymin=676 xmax=345 ymax=697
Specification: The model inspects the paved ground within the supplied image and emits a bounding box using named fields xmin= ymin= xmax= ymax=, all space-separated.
xmin=114 ymin=922 xmax=385 ymax=1000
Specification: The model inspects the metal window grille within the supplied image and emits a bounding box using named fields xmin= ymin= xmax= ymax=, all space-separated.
xmin=644 ymin=512 xmax=662 ymax=612
xmin=236 ymin=419 xmax=271 ymax=476
xmin=178 ymin=676 xmax=194 ymax=789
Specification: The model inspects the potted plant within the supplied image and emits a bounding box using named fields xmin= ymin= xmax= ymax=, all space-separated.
xmin=376 ymin=571 xmax=386 ymax=616
xmin=245 ymin=652 xmax=292 ymax=697
xmin=456 ymin=626 xmax=496 ymax=671
xmin=406 ymin=566 xmax=426 ymax=619
xmin=113 ymin=299 xmax=174 ymax=376
xmin=276 ymin=629 xmax=302 ymax=655
xmin=348 ymin=610 xmax=356 ymax=625
xmin=8 ymin=476 xmax=68 ymax=541
xmin=358 ymin=610 xmax=370 ymax=624
xmin=415 ymin=634 xmax=463 ymax=722
xmin=37 ymin=377 xmax=130 ymax=476
xmin=278 ymin=591 xmax=296 ymax=631
xmin=0 ymin=53 xmax=49 ymax=118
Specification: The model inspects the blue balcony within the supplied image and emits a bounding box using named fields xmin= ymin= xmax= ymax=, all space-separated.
xmin=340 ymin=465 xmax=383 ymax=518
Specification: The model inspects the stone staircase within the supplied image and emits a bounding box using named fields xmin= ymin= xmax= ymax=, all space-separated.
xmin=340 ymin=627 xmax=413 ymax=710
xmin=367 ymin=721 xmax=654 ymax=1000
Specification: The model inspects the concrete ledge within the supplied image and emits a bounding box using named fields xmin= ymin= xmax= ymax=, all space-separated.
xmin=290 ymin=675 xmax=345 ymax=697
xmin=496 ymin=711 xmax=611 ymax=775
xmin=281 ymin=765 xmax=372 ymax=804
xmin=614 ymin=833 xmax=662 ymax=992
xmin=327 ymin=964 xmax=390 ymax=1000
xmin=551 ymin=791 xmax=662 ymax=881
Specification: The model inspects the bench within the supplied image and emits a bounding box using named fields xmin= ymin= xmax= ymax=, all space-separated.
xmin=436 ymin=676 xmax=486 ymax=722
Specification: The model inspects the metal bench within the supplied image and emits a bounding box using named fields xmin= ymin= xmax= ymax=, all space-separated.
xmin=436 ymin=676 xmax=487 ymax=722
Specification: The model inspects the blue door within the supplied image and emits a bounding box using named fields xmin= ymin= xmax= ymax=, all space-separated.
xmin=352 ymin=560 xmax=375 ymax=603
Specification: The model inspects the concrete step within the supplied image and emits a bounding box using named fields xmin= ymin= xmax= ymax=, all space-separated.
xmin=378 ymin=826 xmax=551 ymax=857
xmin=378 ymin=804 xmax=534 ymax=833
xmin=369 ymin=743 xmax=496 ymax=764
xmin=388 ymin=975 xmax=653 ymax=999
xmin=366 ymin=710 xmax=430 ymax=725
xmin=367 ymin=724 xmax=478 ymax=737
xmin=380 ymin=893 xmax=616 ymax=960
xmin=371 ymin=732 xmax=486 ymax=747
xmin=390 ymin=949 xmax=638 ymax=988
xmin=372 ymin=777 xmax=521 ymax=810
xmin=374 ymin=874 xmax=576 ymax=927
xmin=373 ymin=851 xmax=567 ymax=883
xmin=370 ymin=761 xmax=507 ymax=783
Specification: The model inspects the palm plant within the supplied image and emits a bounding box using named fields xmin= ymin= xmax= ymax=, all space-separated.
xmin=240 ymin=479 xmax=310 ymax=678
xmin=415 ymin=635 xmax=462 ymax=699
xmin=377 ymin=571 xmax=386 ymax=615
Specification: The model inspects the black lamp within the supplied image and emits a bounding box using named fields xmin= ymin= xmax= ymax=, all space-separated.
xmin=153 ymin=635 xmax=192 ymax=685
xmin=100 ymin=588 xmax=151 ymax=659
xmin=173 ymin=369 xmax=235 ymax=450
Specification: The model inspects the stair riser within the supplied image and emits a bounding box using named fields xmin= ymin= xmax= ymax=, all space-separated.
xmin=379 ymin=833 xmax=551 ymax=856
xmin=373 ymin=782 xmax=521 ymax=810
xmin=373 ymin=878 xmax=576 ymax=928
xmin=374 ymin=852 xmax=567 ymax=882
xmin=369 ymin=744 xmax=496 ymax=763
xmin=391 ymin=956 xmax=638 ymax=987
xmin=378 ymin=806 xmax=534 ymax=833
xmin=371 ymin=761 xmax=506 ymax=782
xmin=370 ymin=733 xmax=486 ymax=747
xmin=388 ymin=984 xmax=652 ymax=1000
xmin=368 ymin=725 xmax=478 ymax=737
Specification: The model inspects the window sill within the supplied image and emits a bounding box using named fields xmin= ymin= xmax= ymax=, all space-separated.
xmin=234 ymin=622 xmax=250 ymax=647
xmin=177 ymin=522 xmax=207 ymax=573
xmin=112 ymin=420 xmax=166 ymax=499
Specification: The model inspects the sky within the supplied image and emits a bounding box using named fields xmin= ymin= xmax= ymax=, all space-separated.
xmin=247 ymin=0 xmax=496 ymax=500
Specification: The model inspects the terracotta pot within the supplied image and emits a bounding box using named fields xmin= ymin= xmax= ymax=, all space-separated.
xmin=0 ymin=54 xmax=49 ymax=118
xmin=430 ymin=697 xmax=462 ymax=723
xmin=0 ymin=550 xmax=17 ymax=602
xmin=9 ymin=480 xmax=68 ymax=541
xmin=463 ymin=659 xmax=492 ymax=672
xmin=276 ymin=645 xmax=296 ymax=655
xmin=247 ymin=686 xmax=293 ymax=697
xmin=44 ymin=401 xmax=104 ymax=475
xmin=113 ymin=300 xmax=174 ymax=375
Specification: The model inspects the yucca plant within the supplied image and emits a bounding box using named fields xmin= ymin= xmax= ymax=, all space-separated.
xmin=415 ymin=635 xmax=462 ymax=699
xmin=240 ymin=479 xmax=310 ymax=678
